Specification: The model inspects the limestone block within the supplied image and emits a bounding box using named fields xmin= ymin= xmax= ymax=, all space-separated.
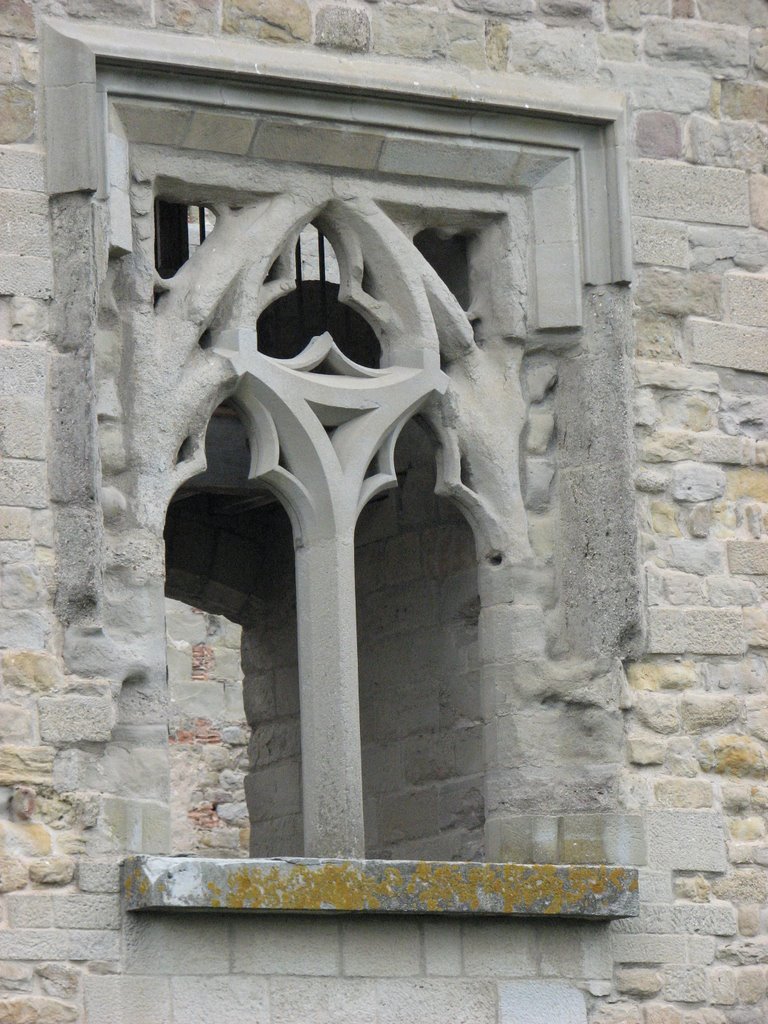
xmin=378 ymin=979 xmax=498 ymax=1024
xmin=698 ymin=734 xmax=768 ymax=778
xmin=454 ymin=0 xmax=534 ymax=14
xmin=182 ymin=112 xmax=257 ymax=156
xmin=1 ymin=651 xmax=62 ymax=692
xmin=123 ymin=916 xmax=230 ymax=975
xmin=0 ymin=928 xmax=119 ymax=961
xmin=647 ymin=607 xmax=744 ymax=655
xmin=634 ymin=692 xmax=679 ymax=734
xmin=155 ymin=0 xmax=218 ymax=34
xmin=423 ymin=921 xmax=462 ymax=977
xmin=77 ymin=858 xmax=121 ymax=894
xmin=645 ymin=19 xmax=749 ymax=73
xmin=342 ymin=919 xmax=420 ymax=977
xmin=0 ymin=998 xmax=77 ymax=1023
xmin=751 ymin=174 xmax=768 ymax=231
xmin=0 ymin=146 xmax=44 ymax=193
xmin=634 ymin=111 xmax=681 ymax=160
xmin=231 ymin=916 xmax=339 ymax=975
xmin=222 ymin=0 xmax=311 ymax=42
xmin=0 ymin=704 xmax=32 ymax=742
xmin=52 ymin=894 xmax=120 ymax=930
xmin=374 ymin=9 xmax=484 ymax=66
xmin=725 ymin=469 xmax=768 ymax=503
xmin=635 ymin=360 xmax=718 ymax=392
xmin=712 ymin=870 xmax=768 ymax=904
xmin=0 ymin=856 xmax=28 ymax=893
xmin=0 ymin=746 xmax=53 ymax=786
xmin=508 ymin=25 xmax=601 ymax=80
xmin=2 ymin=564 xmax=44 ymax=609
xmin=5 ymin=893 xmax=54 ymax=929
xmin=612 ymin=932 xmax=687 ymax=964
xmin=690 ymin=319 xmax=768 ymax=376
xmin=315 ymin=6 xmax=370 ymax=52
xmin=607 ymin=0 xmax=668 ymax=29
xmin=708 ymin=575 xmax=759 ymax=607
xmin=0 ymin=509 xmax=31 ymax=541
xmin=270 ymin=977 xmax=377 ymax=1024
xmin=631 ymin=160 xmax=750 ymax=227
xmin=725 ymin=272 xmax=768 ymax=328
xmin=0 ymin=460 xmax=47 ymax=509
xmin=654 ymin=778 xmax=713 ymax=808
xmin=0 ymin=190 xmax=50 ymax=259
xmin=634 ymin=268 xmax=721 ymax=318
xmin=664 ymin=540 xmax=725 ymax=576
xmin=84 ymin=976 xmax=171 ymax=1024
xmin=646 ymin=811 xmax=727 ymax=872
xmin=685 ymin=114 xmax=768 ymax=174
xmin=254 ymin=122 xmax=383 ymax=173
xmin=633 ymin=218 xmax=688 ymax=269
xmin=670 ymin=463 xmax=725 ymax=503
xmin=28 ymin=857 xmax=74 ymax=886
xmin=728 ymin=542 xmax=768 ymax=575
xmin=499 ymin=982 xmax=586 ymax=1024
xmin=170 ymin=976 xmax=266 ymax=1024
xmin=604 ymin=63 xmax=711 ymax=114
xmin=680 ymin=694 xmax=741 ymax=732
xmin=38 ymin=694 xmax=115 ymax=744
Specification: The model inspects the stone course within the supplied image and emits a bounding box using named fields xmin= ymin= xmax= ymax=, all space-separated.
xmin=0 ymin=0 xmax=767 ymax=1022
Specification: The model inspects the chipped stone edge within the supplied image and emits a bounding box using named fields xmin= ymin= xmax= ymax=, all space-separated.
xmin=122 ymin=856 xmax=640 ymax=919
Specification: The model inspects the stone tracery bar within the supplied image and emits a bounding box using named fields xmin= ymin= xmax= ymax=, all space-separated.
xmin=123 ymin=856 xmax=639 ymax=919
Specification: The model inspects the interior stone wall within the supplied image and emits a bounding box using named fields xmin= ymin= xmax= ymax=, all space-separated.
xmin=0 ymin=2 xmax=767 ymax=1024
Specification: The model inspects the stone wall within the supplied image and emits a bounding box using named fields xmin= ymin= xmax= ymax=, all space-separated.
xmin=0 ymin=2 xmax=767 ymax=1024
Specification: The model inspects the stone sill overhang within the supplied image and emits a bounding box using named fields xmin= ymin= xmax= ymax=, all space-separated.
xmin=123 ymin=856 xmax=639 ymax=919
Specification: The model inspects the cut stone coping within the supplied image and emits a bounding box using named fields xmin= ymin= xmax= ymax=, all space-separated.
xmin=123 ymin=857 xmax=639 ymax=919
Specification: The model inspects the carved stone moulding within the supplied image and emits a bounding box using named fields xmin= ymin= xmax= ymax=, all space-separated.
xmin=124 ymin=856 xmax=639 ymax=919
xmin=41 ymin=17 xmax=631 ymax=332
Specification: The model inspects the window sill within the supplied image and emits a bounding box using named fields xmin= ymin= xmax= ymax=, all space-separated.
xmin=123 ymin=856 xmax=638 ymax=919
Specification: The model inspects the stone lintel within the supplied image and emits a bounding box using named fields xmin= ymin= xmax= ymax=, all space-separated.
xmin=123 ymin=856 xmax=639 ymax=919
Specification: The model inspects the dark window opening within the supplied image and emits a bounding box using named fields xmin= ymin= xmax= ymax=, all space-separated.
xmin=257 ymin=225 xmax=381 ymax=369
xmin=414 ymin=229 xmax=471 ymax=311
xmin=154 ymin=200 xmax=215 ymax=279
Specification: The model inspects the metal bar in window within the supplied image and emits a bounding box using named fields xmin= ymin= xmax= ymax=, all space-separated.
xmin=295 ymin=237 xmax=305 ymax=340
xmin=198 ymin=206 xmax=206 ymax=243
xmin=318 ymin=228 xmax=327 ymax=329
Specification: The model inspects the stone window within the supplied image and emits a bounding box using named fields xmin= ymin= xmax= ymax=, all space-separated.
xmin=45 ymin=20 xmax=641 ymax=914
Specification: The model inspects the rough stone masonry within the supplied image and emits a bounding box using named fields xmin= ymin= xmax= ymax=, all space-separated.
xmin=0 ymin=1 xmax=768 ymax=1023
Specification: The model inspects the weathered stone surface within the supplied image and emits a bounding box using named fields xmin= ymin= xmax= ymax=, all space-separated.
xmin=1 ymin=651 xmax=61 ymax=692
xmin=0 ymin=86 xmax=34 ymax=145
xmin=690 ymin=319 xmax=768 ymax=376
xmin=685 ymin=115 xmax=768 ymax=174
xmin=606 ymin=0 xmax=668 ymax=30
xmin=634 ymin=269 xmax=721 ymax=319
xmin=38 ymin=693 xmax=115 ymax=743
xmin=315 ymin=6 xmax=370 ymax=52
xmin=725 ymin=272 xmax=768 ymax=328
xmin=222 ymin=0 xmax=311 ymax=42
xmin=0 ymin=746 xmax=54 ymax=786
xmin=154 ymin=0 xmax=218 ymax=34
xmin=0 ymin=998 xmax=77 ymax=1023
xmin=508 ymin=25 xmax=600 ymax=80
xmin=648 ymin=607 xmax=745 ymax=655
xmin=644 ymin=19 xmax=749 ymax=75
xmin=28 ymin=857 xmax=75 ymax=886
xmin=631 ymin=161 xmax=750 ymax=227
xmin=633 ymin=218 xmax=687 ymax=268
xmin=634 ymin=112 xmax=681 ymax=159
xmin=698 ymin=735 xmax=768 ymax=778
xmin=0 ymin=857 xmax=28 ymax=893
xmin=123 ymin=857 xmax=639 ymax=918
xmin=670 ymin=463 xmax=725 ymax=503
xmin=728 ymin=543 xmax=768 ymax=576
